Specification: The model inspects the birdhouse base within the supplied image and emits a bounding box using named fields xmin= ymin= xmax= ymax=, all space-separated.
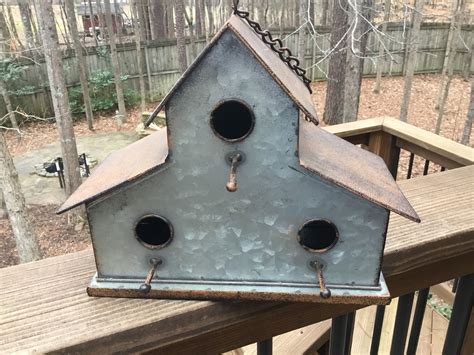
xmin=87 ymin=273 xmax=391 ymax=305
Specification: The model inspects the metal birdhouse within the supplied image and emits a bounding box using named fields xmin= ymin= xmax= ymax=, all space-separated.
xmin=58 ymin=7 xmax=420 ymax=305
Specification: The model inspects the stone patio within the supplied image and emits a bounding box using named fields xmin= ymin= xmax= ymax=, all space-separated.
xmin=9 ymin=132 xmax=139 ymax=206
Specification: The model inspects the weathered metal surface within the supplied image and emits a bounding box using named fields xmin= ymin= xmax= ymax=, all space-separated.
xmin=86 ymin=30 xmax=390 ymax=302
xmin=298 ymin=118 xmax=421 ymax=223
xmin=87 ymin=273 xmax=391 ymax=305
xmin=57 ymin=129 xmax=168 ymax=214
xmin=144 ymin=14 xmax=318 ymax=127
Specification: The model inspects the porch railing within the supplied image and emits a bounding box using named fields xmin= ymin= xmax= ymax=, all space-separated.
xmin=0 ymin=117 xmax=472 ymax=354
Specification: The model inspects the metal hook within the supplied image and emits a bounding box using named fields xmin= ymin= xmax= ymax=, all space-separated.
xmin=139 ymin=258 xmax=162 ymax=293
xmin=310 ymin=260 xmax=331 ymax=299
xmin=225 ymin=151 xmax=244 ymax=192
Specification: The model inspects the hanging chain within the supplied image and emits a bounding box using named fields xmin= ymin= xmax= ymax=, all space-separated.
xmin=231 ymin=1 xmax=312 ymax=93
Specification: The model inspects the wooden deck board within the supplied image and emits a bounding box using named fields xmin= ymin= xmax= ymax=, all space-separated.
xmin=0 ymin=166 xmax=473 ymax=354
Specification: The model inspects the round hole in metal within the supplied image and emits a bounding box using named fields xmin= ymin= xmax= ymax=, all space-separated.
xmin=210 ymin=100 xmax=255 ymax=142
xmin=298 ymin=219 xmax=338 ymax=252
xmin=135 ymin=215 xmax=173 ymax=249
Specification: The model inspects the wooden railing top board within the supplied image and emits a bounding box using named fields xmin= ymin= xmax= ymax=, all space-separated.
xmin=1 ymin=166 xmax=473 ymax=354
xmin=324 ymin=117 xmax=474 ymax=167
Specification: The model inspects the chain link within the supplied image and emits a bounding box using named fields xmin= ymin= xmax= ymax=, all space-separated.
xmin=232 ymin=4 xmax=312 ymax=94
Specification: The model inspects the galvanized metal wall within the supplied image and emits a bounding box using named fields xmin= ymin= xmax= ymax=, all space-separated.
xmin=87 ymin=30 xmax=388 ymax=288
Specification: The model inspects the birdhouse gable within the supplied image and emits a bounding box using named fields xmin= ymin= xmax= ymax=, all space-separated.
xmin=145 ymin=14 xmax=318 ymax=128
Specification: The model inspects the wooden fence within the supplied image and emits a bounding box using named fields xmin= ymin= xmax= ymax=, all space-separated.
xmin=1 ymin=22 xmax=473 ymax=117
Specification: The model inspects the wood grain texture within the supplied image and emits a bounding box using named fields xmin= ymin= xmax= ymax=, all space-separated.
xmin=324 ymin=117 xmax=474 ymax=168
xmin=1 ymin=166 xmax=473 ymax=354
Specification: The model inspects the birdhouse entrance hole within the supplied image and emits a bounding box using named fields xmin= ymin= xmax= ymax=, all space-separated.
xmin=135 ymin=215 xmax=173 ymax=249
xmin=298 ymin=220 xmax=338 ymax=252
xmin=210 ymin=100 xmax=254 ymax=141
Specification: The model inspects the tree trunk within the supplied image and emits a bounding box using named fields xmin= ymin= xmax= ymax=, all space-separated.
xmin=65 ymin=0 xmax=94 ymax=131
xmin=435 ymin=0 xmax=465 ymax=134
xmin=0 ymin=132 xmax=42 ymax=263
xmin=373 ymin=0 xmax=391 ymax=93
xmin=166 ymin=0 xmax=175 ymax=38
xmin=0 ymin=7 xmax=19 ymax=132
xmin=132 ymin=0 xmax=147 ymax=113
xmin=206 ymin=0 xmax=214 ymax=37
xmin=18 ymin=1 xmax=34 ymax=50
xmin=87 ymin=0 xmax=100 ymax=46
xmin=6 ymin=5 xmax=24 ymax=50
xmin=174 ymin=0 xmax=188 ymax=73
xmin=198 ymin=0 xmax=207 ymax=39
xmin=104 ymin=0 xmax=127 ymax=123
xmin=461 ymin=79 xmax=473 ymax=145
xmin=435 ymin=0 xmax=461 ymax=110
xmin=195 ymin=0 xmax=202 ymax=37
xmin=35 ymin=0 xmax=82 ymax=197
xmin=58 ymin=1 xmax=72 ymax=50
xmin=150 ymin=0 xmax=167 ymax=40
xmin=399 ymin=0 xmax=423 ymax=122
xmin=297 ymin=0 xmax=308 ymax=65
xmin=184 ymin=5 xmax=197 ymax=59
xmin=257 ymin=0 xmax=268 ymax=28
xmin=0 ymin=84 xmax=19 ymax=131
xmin=323 ymin=0 xmax=349 ymax=125
xmin=344 ymin=0 xmax=373 ymax=122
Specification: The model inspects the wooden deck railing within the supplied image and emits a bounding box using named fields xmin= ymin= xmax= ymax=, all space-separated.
xmin=0 ymin=118 xmax=473 ymax=354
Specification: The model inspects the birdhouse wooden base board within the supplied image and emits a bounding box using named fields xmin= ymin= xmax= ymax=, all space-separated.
xmin=87 ymin=273 xmax=391 ymax=305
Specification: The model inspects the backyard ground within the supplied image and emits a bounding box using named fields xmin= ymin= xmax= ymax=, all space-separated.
xmin=0 ymin=73 xmax=472 ymax=268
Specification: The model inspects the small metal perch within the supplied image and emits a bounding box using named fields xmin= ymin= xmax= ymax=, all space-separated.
xmin=310 ymin=260 xmax=331 ymax=299
xmin=139 ymin=258 xmax=162 ymax=293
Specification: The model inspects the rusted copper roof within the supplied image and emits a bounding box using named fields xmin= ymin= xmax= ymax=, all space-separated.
xmin=298 ymin=118 xmax=420 ymax=222
xmin=144 ymin=14 xmax=318 ymax=127
xmin=57 ymin=129 xmax=168 ymax=214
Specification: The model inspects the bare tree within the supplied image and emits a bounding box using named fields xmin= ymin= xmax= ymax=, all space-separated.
xmin=65 ymin=0 xmax=94 ymax=131
xmin=35 ymin=0 xmax=82 ymax=197
xmin=184 ymin=3 xmax=197 ymax=58
xmin=399 ymin=0 xmax=423 ymax=122
xmin=435 ymin=0 xmax=464 ymax=134
xmin=150 ymin=0 xmax=167 ymax=40
xmin=174 ymin=0 xmax=188 ymax=73
xmin=373 ymin=0 xmax=391 ymax=93
xmin=5 ymin=5 xmax=24 ymax=50
xmin=0 ymin=131 xmax=42 ymax=263
xmin=132 ymin=0 xmax=147 ymax=113
xmin=436 ymin=0 xmax=461 ymax=108
xmin=297 ymin=0 xmax=308 ymax=65
xmin=323 ymin=0 xmax=349 ymax=125
xmin=18 ymin=1 xmax=35 ymax=50
xmin=104 ymin=0 xmax=127 ymax=123
xmin=206 ymin=0 xmax=214 ymax=37
xmin=0 ymin=7 xmax=19 ymax=132
xmin=461 ymin=79 xmax=473 ymax=145
xmin=344 ymin=0 xmax=373 ymax=122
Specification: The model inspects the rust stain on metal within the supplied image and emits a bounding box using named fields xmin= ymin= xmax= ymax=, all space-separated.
xmin=298 ymin=118 xmax=421 ymax=222
xmin=144 ymin=14 xmax=318 ymax=128
xmin=57 ymin=129 xmax=169 ymax=214
xmin=87 ymin=286 xmax=391 ymax=306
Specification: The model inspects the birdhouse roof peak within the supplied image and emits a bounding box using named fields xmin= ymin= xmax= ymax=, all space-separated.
xmin=144 ymin=14 xmax=318 ymax=127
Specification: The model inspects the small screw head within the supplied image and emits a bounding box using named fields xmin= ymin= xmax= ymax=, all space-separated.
xmin=320 ymin=289 xmax=331 ymax=299
xmin=139 ymin=284 xmax=151 ymax=293
xmin=149 ymin=258 xmax=162 ymax=266
xmin=226 ymin=182 xmax=238 ymax=192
